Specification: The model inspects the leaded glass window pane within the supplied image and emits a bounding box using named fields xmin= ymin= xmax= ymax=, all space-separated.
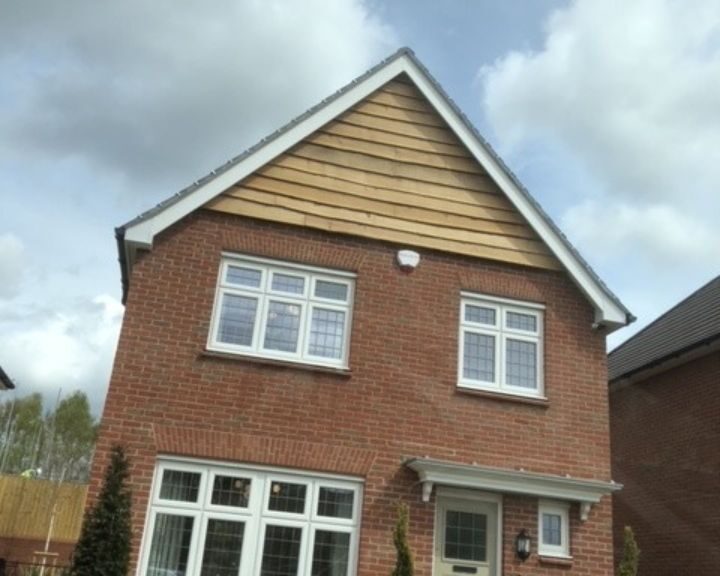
xmin=272 ymin=273 xmax=305 ymax=294
xmin=315 ymin=281 xmax=348 ymax=301
xmin=226 ymin=266 xmax=262 ymax=288
xmin=505 ymin=339 xmax=537 ymax=388
xmin=260 ymin=525 xmax=303 ymax=576
xmin=200 ymin=519 xmax=245 ymax=576
xmin=268 ymin=481 xmax=307 ymax=514
xmin=218 ymin=294 xmax=258 ymax=346
xmin=311 ymin=530 xmax=350 ymax=576
xmin=308 ymin=309 xmax=345 ymax=359
xmin=264 ymin=302 xmax=301 ymax=352
xmin=444 ymin=510 xmax=487 ymax=562
xmin=463 ymin=332 xmax=495 ymax=382
xmin=465 ymin=305 xmax=496 ymax=325
xmin=211 ymin=475 xmax=251 ymax=508
xmin=542 ymin=513 xmax=562 ymax=546
xmin=147 ymin=514 xmax=194 ymax=576
xmin=160 ymin=470 xmax=201 ymax=502
xmin=506 ymin=311 xmax=537 ymax=332
xmin=317 ymin=487 xmax=354 ymax=519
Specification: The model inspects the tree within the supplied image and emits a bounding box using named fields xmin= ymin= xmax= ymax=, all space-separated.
xmin=45 ymin=391 xmax=98 ymax=481
xmin=0 ymin=393 xmax=44 ymax=474
xmin=70 ymin=445 xmax=132 ymax=576
xmin=392 ymin=502 xmax=414 ymax=576
xmin=618 ymin=525 xmax=640 ymax=576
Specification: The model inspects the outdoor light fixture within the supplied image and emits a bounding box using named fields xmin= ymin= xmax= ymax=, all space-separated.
xmin=515 ymin=529 xmax=531 ymax=561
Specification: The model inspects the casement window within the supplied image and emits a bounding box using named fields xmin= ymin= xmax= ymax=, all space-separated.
xmin=538 ymin=501 xmax=570 ymax=558
xmin=459 ymin=293 xmax=544 ymax=398
xmin=208 ymin=255 xmax=355 ymax=368
xmin=141 ymin=460 xmax=362 ymax=576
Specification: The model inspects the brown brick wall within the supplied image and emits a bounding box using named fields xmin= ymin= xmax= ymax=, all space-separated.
xmin=93 ymin=210 xmax=614 ymax=575
xmin=610 ymin=350 xmax=720 ymax=575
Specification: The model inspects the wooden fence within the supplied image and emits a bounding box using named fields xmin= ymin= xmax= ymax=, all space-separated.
xmin=0 ymin=475 xmax=87 ymax=542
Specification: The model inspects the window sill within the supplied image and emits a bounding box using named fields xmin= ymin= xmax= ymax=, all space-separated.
xmin=538 ymin=554 xmax=573 ymax=567
xmin=455 ymin=386 xmax=549 ymax=407
xmin=198 ymin=349 xmax=353 ymax=377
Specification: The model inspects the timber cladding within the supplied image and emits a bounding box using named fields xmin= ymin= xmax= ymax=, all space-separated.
xmin=0 ymin=475 xmax=86 ymax=542
xmin=205 ymin=78 xmax=560 ymax=271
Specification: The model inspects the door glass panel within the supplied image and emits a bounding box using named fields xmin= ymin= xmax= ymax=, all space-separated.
xmin=211 ymin=475 xmax=251 ymax=508
xmin=317 ymin=487 xmax=354 ymax=519
xmin=260 ymin=525 xmax=303 ymax=576
xmin=159 ymin=470 xmax=201 ymax=502
xmin=147 ymin=513 xmax=194 ymax=576
xmin=444 ymin=510 xmax=487 ymax=562
xmin=311 ymin=530 xmax=350 ymax=576
xmin=200 ymin=519 xmax=245 ymax=576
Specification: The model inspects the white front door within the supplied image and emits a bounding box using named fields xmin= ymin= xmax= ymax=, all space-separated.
xmin=434 ymin=494 xmax=499 ymax=576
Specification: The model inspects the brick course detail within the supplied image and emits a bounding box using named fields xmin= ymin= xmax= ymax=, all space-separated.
xmin=92 ymin=210 xmax=615 ymax=575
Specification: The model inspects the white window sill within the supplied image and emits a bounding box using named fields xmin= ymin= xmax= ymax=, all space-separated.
xmin=200 ymin=349 xmax=352 ymax=377
xmin=538 ymin=554 xmax=573 ymax=566
xmin=456 ymin=383 xmax=548 ymax=406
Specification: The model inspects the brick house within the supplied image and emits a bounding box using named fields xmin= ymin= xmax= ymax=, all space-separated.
xmin=609 ymin=275 xmax=720 ymax=576
xmin=94 ymin=48 xmax=632 ymax=576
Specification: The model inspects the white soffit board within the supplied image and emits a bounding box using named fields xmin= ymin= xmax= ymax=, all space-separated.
xmin=122 ymin=51 xmax=628 ymax=327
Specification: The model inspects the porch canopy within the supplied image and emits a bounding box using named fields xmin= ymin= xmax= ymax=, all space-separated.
xmin=406 ymin=457 xmax=621 ymax=521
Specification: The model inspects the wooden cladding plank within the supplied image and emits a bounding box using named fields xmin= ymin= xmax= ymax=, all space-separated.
xmin=292 ymin=143 xmax=493 ymax=193
xmin=366 ymin=89 xmax=436 ymax=114
xmin=339 ymin=110 xmax=458 ymax=144
xmin=380 ymin=79 xmax=426 ymax=100
xmin=324 ymin=121 xmax=469 ymax=158
xmin=256 ymin=164 xmax=526 ymax=224
xmin=352 ymin=100 xmax=447 ymax=128
xmin=219 ymin=189 xmax=549 ymax=255
xmin=274 ymin=155 xmax=513 ymax=211
xmin=308 ymin=132 xmax=482 ymax=174
xmin=231 ymin=175 xmax=537 ymax=239
xmin=206 ymin=196 xmax=561 ymax=270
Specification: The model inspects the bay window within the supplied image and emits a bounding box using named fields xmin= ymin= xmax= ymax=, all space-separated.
xmin=141 ymin=460 xmax=362 ymax=576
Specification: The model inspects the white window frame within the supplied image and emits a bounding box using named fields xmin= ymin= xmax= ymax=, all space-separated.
xmin=208 ymin=254 xmax=355 ymax=369
xmin=538 ymin=500 xmax=571 ymax=558
xmin=458 ymin=292 xmax=544 ymax=398
xmin=138 ymin=458 xmax=363 ymax=576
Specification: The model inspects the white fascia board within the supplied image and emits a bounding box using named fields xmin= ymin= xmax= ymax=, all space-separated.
xmin=399 ymin=59 xmax=627 ymax=327
xmin=406 ymin=458 xmax=620 ymax=507
xmin=123 ymin=57 xmax=414 ymax=249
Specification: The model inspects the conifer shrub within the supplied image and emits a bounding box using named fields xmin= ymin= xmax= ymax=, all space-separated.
xmin=392 ymin=501 xmax=414 ymax=576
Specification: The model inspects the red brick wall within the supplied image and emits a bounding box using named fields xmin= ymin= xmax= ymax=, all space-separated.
xmin=93 ymin=210 xmax=614 ymax=575
xmin=610 ymin=350 xmax=720 ymax=576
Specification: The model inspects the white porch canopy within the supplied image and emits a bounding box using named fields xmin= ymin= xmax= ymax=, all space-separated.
xmin=406 ymin=457 xmax=621 ymax=521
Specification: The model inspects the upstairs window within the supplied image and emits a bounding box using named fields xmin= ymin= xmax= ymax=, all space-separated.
xmin=209 ymin=255 xmax=354 ymax=368
xmin=459 ymin=293 xmax=544 ymax=398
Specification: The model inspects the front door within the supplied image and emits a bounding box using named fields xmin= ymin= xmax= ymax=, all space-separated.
xmin=434 ymin=494 xmax=498 ymax=576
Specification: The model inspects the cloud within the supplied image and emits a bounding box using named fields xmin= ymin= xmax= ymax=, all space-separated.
xmin=0 ymin=295 xmax=124 ymax=413
xmin=0 ymin=0 xmax=397 ymax=189
xmin=479 ymin=0 xmax=720 ymax=335
xmin=0 ymin=233 xmax=26 ymax=299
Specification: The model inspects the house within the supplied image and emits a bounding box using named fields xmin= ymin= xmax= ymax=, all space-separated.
xmin=93 ymin=48 xmax=632 ymax=576
xmin=609 ymin=275 xmax=720 ymax=576
xmin=0 ymin=366 xmax=15 ymax=390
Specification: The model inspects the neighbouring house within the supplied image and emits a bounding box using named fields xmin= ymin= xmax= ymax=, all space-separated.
xmin=609 ymin=275 xmax=720 ymax=576
xmin=0 ymin=366 xmax=15 ymax=390
xmin=92 ymin=48 xmax=633 ymax=576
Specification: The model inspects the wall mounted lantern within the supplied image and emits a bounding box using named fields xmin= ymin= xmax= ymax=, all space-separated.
xmin=516 ymin=529 xmax=531 ymax=561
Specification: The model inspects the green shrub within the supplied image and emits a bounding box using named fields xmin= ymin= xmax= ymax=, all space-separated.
xmin=392 ymin=502 xmax=414 ymax=576
xmin=618 ymin=525 xmax=640 ymax=576
xmin=69 ymin=445 xmax=131 ymax=576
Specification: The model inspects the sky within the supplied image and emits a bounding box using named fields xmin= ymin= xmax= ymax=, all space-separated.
xmin=1 ymin=0 xmax=719 ymax=413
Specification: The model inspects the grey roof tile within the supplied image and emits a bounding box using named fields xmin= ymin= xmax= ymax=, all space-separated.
xmin=608 ymin=275 xmax=720 ymax=381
